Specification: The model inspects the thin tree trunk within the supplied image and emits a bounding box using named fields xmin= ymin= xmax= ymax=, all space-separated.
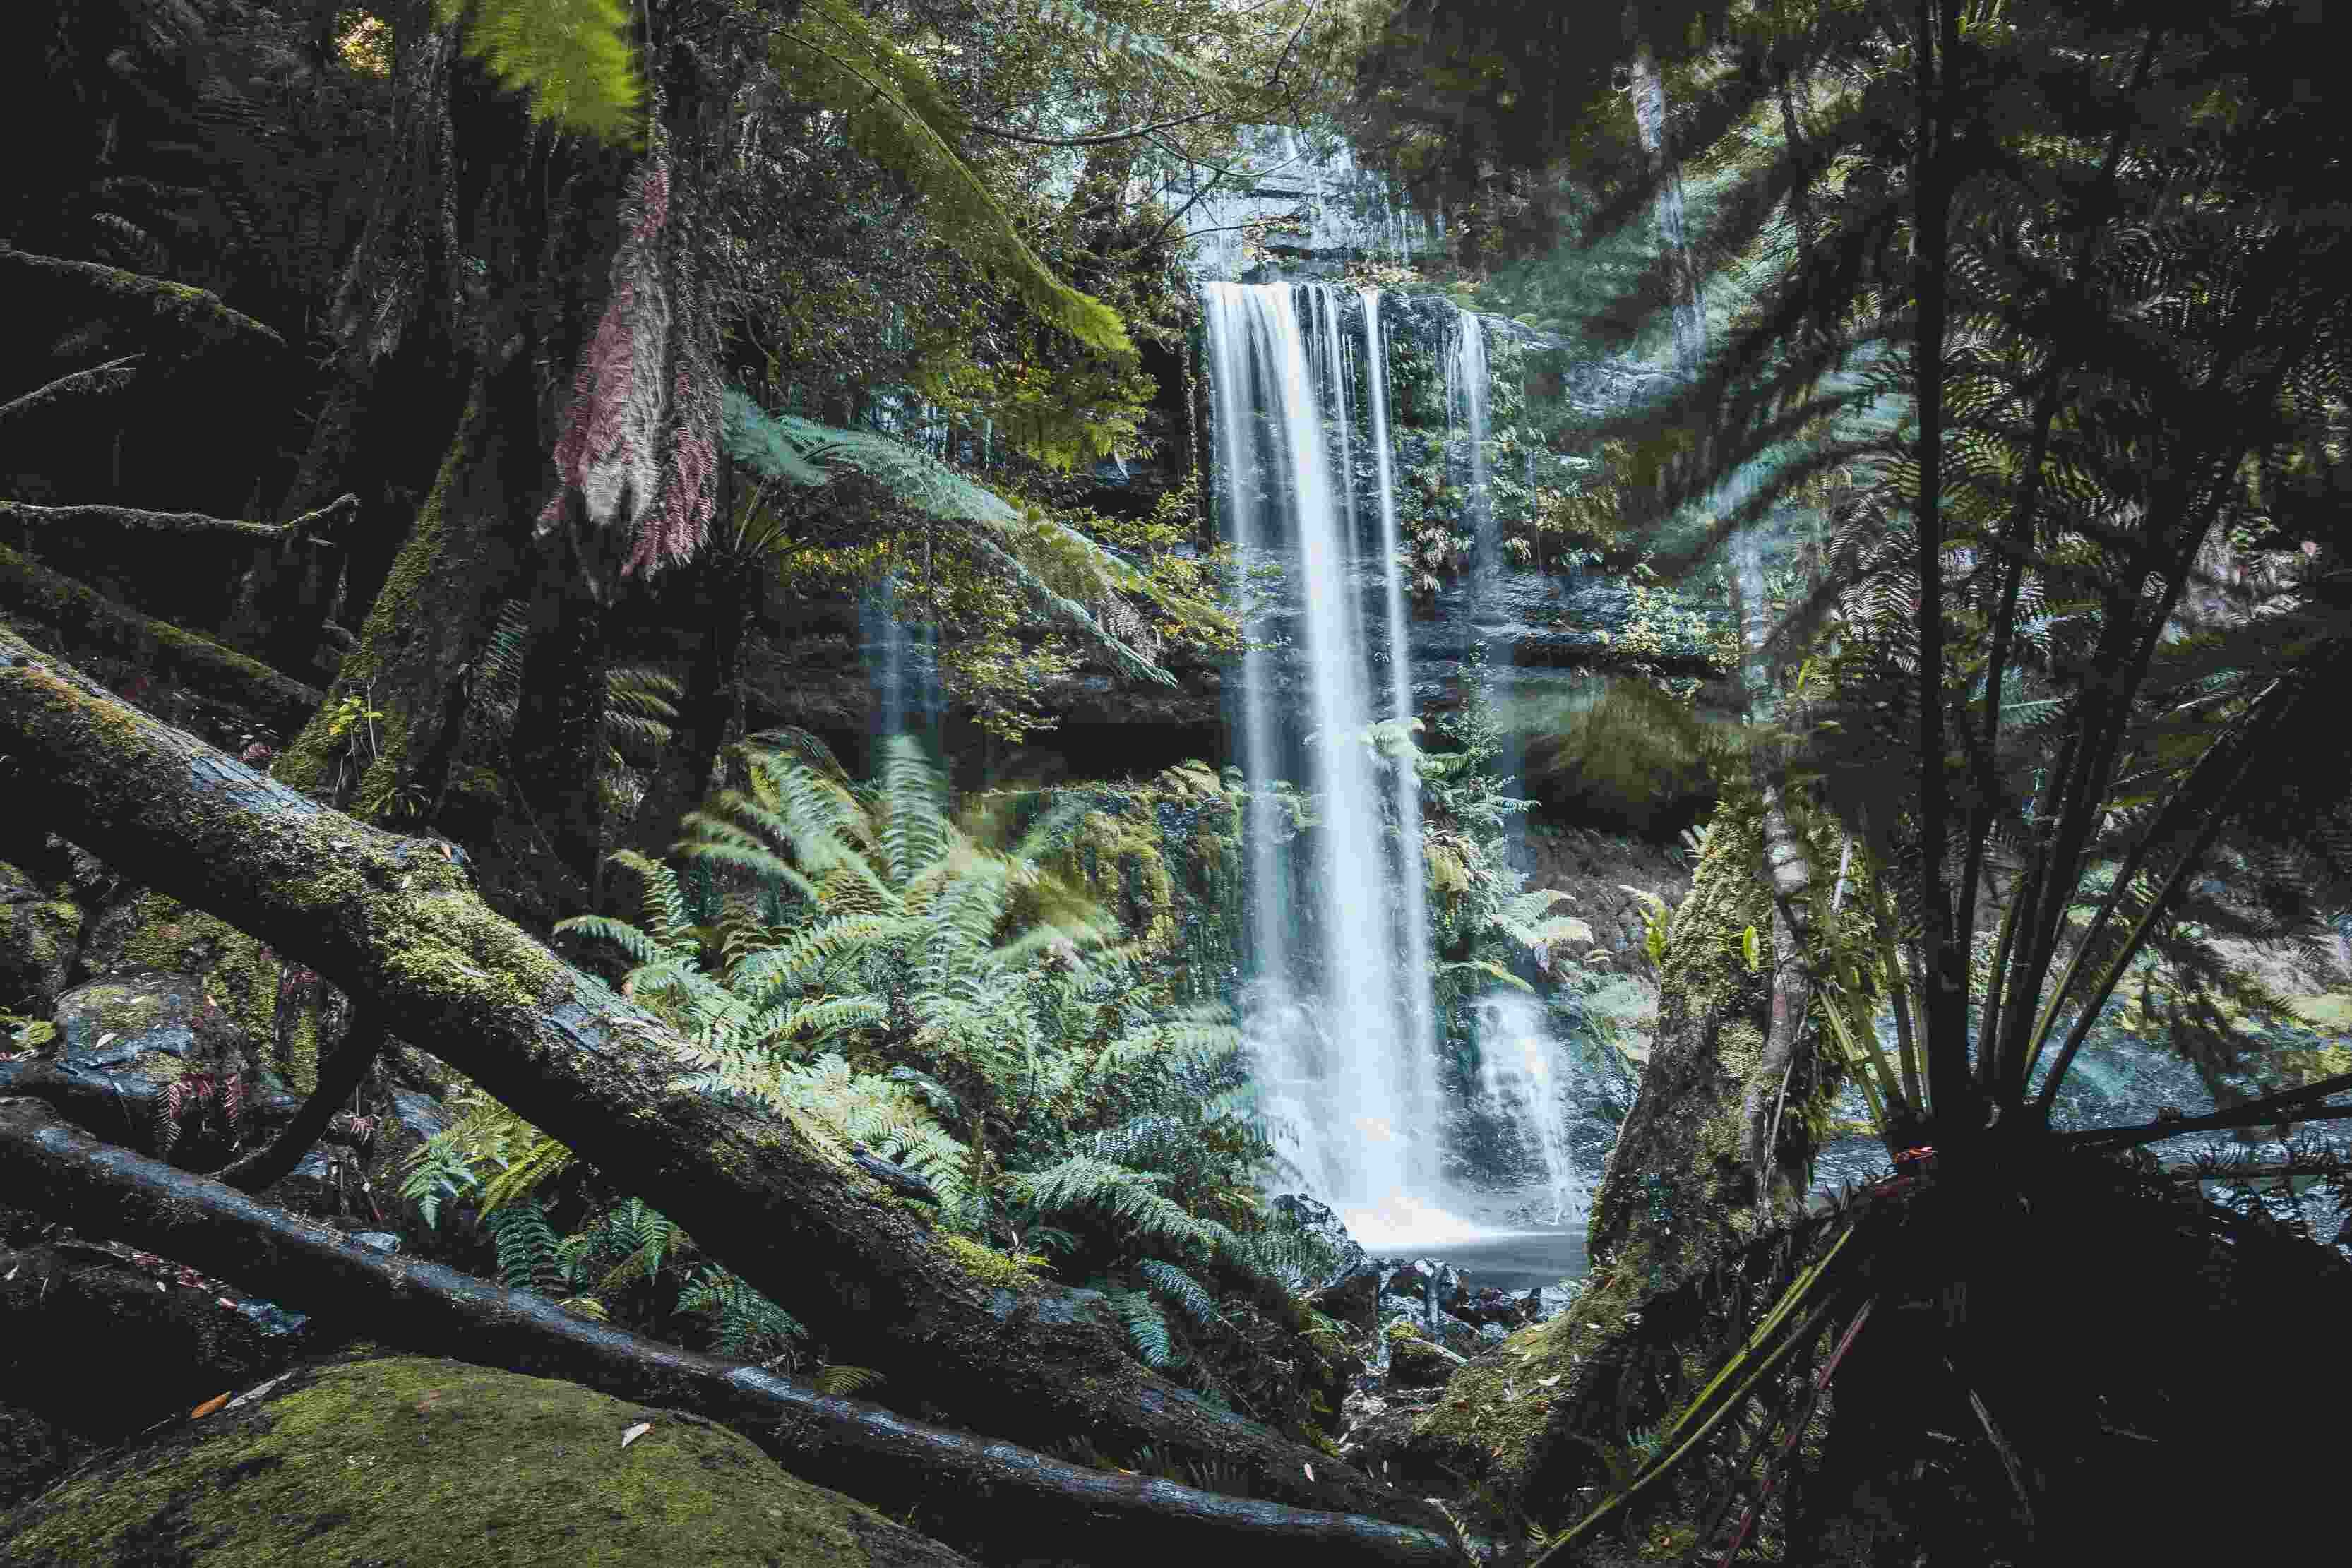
xmin=1909 ymin=0 xmax=1976 ymax=1135
xmin=0 ymin=623 xmax=1445 ymax=1537
xmin=0 ymin=1098 xmax=1459 ymax=1567
xmin=1631 ymin=10 xmax=1827 ymax=1214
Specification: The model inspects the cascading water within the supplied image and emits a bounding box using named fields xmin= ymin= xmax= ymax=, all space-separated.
xmin=1452 ymin=311 xmax=1494 ymax=587
xmin=1205 ymin=282 xmax=1437 ymax=1245
xmin=1362 ymin=289 xmax=1438 ymax=1118
xmin=1473 ymin=993 xmax=1582 ymax=1225
xmin=1204 ymin=281 xmax=1583 ymax=1252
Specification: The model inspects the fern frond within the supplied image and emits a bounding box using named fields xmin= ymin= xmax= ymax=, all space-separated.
xmin=813 ymin=1364 xmax=888 ymax=1397
xmin=1107 ymin=1286 xmax=1183 ymax=1369
xmin=678 ymin=1265 xmax=806 ymax=1360
xmin=552 ymin=912 xmax=669 ymax=966
xmin=1138 ymin=1259 xmax=1222 ymax=1329
xmin=770 ymin=2 xmax=1128 ymax=353
xmin=722 ymin=391 xmax=1025 ymax=526
xmin=486 ymin=1199 xmax=563 ymax=1293
xmin=477 ymin=1130 xmax=575 ymax=1218
xmin=434 ymin=0 xmax=645 ymax=146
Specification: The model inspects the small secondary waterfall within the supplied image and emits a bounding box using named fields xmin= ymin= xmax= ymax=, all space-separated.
xmin=1452 ymin=311 xmax=1494 ymax=587
xmin=1474 ymin=994 xmax=1582 ymax=1225
xmin=1205 ymin=282 xmax=1443 ymax=1244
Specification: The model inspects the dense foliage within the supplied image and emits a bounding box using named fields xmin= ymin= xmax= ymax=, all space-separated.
xmin=402 ymin=733 xmax=1350 ymax=1431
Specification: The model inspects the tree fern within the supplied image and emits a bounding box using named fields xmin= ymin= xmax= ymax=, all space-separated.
xmin=720 ymin=393 xmax=1177 ymax=684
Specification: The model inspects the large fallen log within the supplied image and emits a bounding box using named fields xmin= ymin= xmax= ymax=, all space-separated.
xmin=0 ymin=1098 xmax=1461 ymax=1566
xmin=0 ymin=623 xmax=1447 ymax=1537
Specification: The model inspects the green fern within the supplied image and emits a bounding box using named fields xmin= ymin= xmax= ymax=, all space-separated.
xmin=812 ymin=1364 xmax=887 ymax=1397
xmin=720 ymin=392 xmax=1177 ymax=686
xmin=1107 ymin=1286 xmax=1183 ymax=1370
xmin=486 ymin=1199 xmax=564 ymax=1293
xmin=770 ymin=1 xmax=1128 ymax=353
xmin=677 ymin=1265 xmax=806 ymax=1362
xmin=1139 ymin=1259 xmax=1222 ymax=1330
xmin=434 ymin=0 xmax=645 ymax=146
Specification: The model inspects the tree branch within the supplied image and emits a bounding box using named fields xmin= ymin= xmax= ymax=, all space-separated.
xmin=0 ymin=355 xmax=143 ymax=431
xmin=0 ymin=546 xmax=324 ymax=736
xmin=0 ymin=493 xmax=359 ymax=547
xmin=957 ymin=106 xmax=1219 ymax=148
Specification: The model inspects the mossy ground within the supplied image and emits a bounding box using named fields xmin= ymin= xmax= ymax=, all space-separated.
xmin=0 ymin=1351 xmax=965 ymax=1567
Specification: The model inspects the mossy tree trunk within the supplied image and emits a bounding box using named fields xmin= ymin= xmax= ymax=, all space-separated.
xmin=0 ymin=626 xmax=1450 ymax=1540
xmin=1584 ymin=787 xmax=1776 ymax=1282
xmin=264 ymin=8 xmax=647 ymax=919
xmin=1476 ymin=786 xmax=1781 ymax=1529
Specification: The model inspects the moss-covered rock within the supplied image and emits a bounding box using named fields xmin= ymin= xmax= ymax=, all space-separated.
xmin=1386 ymin=1334 xmax=1465 ymax=1389
xmin=0 ymin=1351 xmax=976 ymax=1567
xmin=53 ymin=971 xmax=249 ymax=1085
xmin=75 ymin=890 xmax=293 ymax=1086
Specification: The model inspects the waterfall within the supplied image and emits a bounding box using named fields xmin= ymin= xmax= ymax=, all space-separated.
xmin=1363 ymin=289 xmax=1438 ymax=1127
xmin=1453 ymin=311 xmax=1494 ymax=588
xmin=861 ymin=577 xmax=942 ymax=762
xmin=1204 ymin=281 xmax=1443 ymax=1245
xmin=1474 ymin=994 xmax=1582 ymax=1225
xmin=1203 ymin=281 xmax=1587 ymax=1251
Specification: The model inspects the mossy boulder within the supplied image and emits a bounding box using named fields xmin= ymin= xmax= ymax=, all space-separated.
xmin=74 ymin=889 xmax=297 ymax=1087
xmin=54 ymin=971 xmax=252 ymax=1094
xmin=0 ymin=1351 xmax=977 ymax=1567
xmin=1385 ymin=1334 xmax=1466 ymax=1389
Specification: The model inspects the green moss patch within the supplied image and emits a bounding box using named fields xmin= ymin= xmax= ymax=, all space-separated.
xmin=0 ymin=1353 xmax=967 ymax=1567
xmin=935 ymin=1234 xmax=1051 ymax=1291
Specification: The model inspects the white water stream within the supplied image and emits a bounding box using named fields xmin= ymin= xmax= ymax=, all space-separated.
xmin=1203 ymin=282 xmax=1575 ymax=1253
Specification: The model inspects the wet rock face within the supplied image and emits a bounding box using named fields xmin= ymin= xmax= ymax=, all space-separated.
xmin=0 ymin=1352 xmax=980 ymax=1567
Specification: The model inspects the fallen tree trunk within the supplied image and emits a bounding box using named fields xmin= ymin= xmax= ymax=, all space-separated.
xmin=0 ymin=549 xmax=323 ymax=736
xmin=0 ymin=1098 xmax=1459 ymax=1566
xmin=0 ymin=623 xmax=1444 ymax=1536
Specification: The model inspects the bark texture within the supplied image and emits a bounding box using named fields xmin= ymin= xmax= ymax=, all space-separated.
xmin=0 ymin=1097 xmax=1459 ymax=1567
xmin=0 ymin=623 xmax=1446 ymax=1538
